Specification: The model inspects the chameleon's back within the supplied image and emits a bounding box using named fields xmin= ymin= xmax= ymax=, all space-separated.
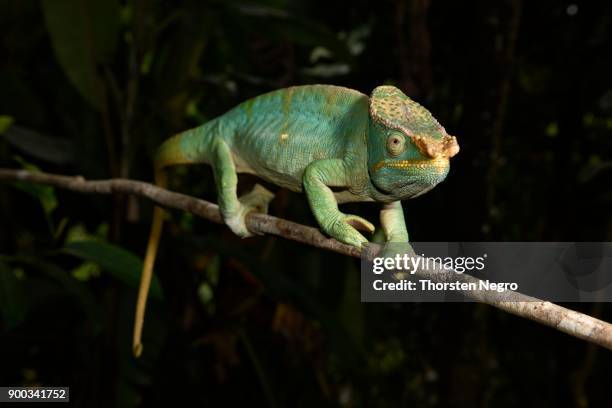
xmin=155 ymin=85 xmax=369 ymax=191
xmin=222 ymin=85 xmax=370 ymax=190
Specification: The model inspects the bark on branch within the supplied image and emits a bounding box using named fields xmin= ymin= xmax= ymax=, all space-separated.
xmin=1 ymin=168 xmax=611 ymax=351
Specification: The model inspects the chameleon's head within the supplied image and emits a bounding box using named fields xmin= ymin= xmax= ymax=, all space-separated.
xmin=367 ymin=85 xmax=459 ymax=199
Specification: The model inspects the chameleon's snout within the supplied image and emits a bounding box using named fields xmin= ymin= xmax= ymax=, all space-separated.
xmin=441 ymin=135 xmax=460 ymax=158
xmin=412 ymin=134 xmax=460 ymax=159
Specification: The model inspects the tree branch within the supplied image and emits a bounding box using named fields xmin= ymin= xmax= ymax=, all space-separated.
xmin=1 ymin=168 xmax=611 ymax=351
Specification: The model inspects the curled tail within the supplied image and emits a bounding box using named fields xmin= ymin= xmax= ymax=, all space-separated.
xmin=132 ymin=127 xmax=209 ymax=357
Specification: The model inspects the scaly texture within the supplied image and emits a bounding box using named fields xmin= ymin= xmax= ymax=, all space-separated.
xmin=135 ymin=84 xmax=460 ymax=356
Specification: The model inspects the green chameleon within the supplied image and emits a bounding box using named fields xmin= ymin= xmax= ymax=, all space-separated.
xmin=133 ymin=84 xmax=459 ymax=356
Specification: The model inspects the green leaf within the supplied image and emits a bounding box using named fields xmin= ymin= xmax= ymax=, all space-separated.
xmin=71 ymin=261 xmax=101 ymax=281
xmin=64 ymin=222 xmax=108 ymax=244
xmin=41 ymin=0 xmax=120 ymax=109
xmin=63 ymin=241 xmax=163 ymax=300
xmin=0 ymin=255 xmax=101 ymax=326
xmin=234 ymin=4 xmax=352 ymax=61
xmin=2 ymin=125 xmax=73 ymax=165
xmin=12 ymin=157 xmax=58 ymax=215
xmin=0 ymin=261 xmax=27 ymax=329
xmin=0 ymin=115 xmax=13 ymax=134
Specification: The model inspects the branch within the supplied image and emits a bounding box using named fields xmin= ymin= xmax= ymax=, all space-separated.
xmin=1 ymin=168 xmax=611 ymax=351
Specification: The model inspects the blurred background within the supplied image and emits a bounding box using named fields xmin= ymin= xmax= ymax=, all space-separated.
xmin=1 ymin=0 xmax=611 ymax=406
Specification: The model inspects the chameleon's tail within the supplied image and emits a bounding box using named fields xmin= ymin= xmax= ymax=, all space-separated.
xmin=132 ymin=129 xmax=205 ymax=357
xmin=132 ymin=169 xmax=165 ymax=357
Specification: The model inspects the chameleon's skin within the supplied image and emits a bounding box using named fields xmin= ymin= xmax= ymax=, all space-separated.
xmin=156 ymin=84 xmax=459 ymax=246
xmin=133 ymin=84 xmax=459 ymax=356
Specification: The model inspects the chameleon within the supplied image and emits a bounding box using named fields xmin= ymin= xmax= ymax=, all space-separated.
xmin=133 ymin=84 xmax=459 ymax=356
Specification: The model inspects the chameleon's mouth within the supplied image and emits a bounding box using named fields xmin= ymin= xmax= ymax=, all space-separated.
xmin=373 ymin=157 xmax=449 ymax=174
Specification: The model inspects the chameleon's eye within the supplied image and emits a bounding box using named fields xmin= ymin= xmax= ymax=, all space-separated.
xmin=386 ymin=134 xmax=405 ymax=156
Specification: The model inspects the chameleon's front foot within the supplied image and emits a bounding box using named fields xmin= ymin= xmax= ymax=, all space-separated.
xmin=302 ymin=159 xmax=376 ymax=248
xmin=323 ymin=213 xmax=375 ymax=247
xmin=224 ymin=184 xmax=274 ymax=238
xmin=377 ymin=201 xmax=411 ymax=259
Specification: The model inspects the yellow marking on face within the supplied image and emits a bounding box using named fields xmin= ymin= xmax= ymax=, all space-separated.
xmin=280 ymin=133 xmax=289 ymax=142
xmin=373 ymin=157 xmax=449 ymax=173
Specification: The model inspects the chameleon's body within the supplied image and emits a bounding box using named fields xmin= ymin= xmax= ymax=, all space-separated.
xmin=133 ymin=85 xmax=459 ymax=356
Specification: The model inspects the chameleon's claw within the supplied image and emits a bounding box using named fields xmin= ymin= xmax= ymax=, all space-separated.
xmin=344 ymin=215 xmax=375 ymax=234
xmin=224 ymin=209 xmax=254 ymax=238
xmin=325 ymin=213 xmax=373 ymax=248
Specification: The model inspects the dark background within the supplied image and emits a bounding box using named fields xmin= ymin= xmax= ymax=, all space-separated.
xmin=1 ymin=0 xmax=611 ymax=406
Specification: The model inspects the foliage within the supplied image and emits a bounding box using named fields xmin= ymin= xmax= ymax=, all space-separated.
xmin=0 ymin=0 xmax=611 ymax=407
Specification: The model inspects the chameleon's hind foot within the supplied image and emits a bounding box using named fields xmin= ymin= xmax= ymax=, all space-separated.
xmin=224 ymin=184 xmax=275 ymax=238
xmin=240 ymin=183 xmax=275 ymax=215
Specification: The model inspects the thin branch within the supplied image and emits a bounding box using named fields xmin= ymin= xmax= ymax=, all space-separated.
xmin=1 ymin=168 xmax=611 ymax=351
